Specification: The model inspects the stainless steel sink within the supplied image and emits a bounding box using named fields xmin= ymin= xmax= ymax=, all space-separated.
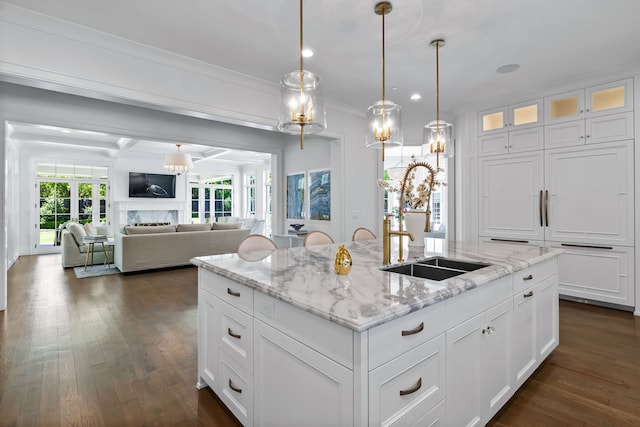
xmin=382 ymin=256 xmax=491 ymax=281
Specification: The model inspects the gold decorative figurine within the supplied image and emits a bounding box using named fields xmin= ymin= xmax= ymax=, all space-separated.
xmin=334 ymin=245 xmax=352 ymax=275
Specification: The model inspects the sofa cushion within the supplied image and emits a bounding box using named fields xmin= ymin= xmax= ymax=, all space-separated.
xmin=125 ymin=225 xmax=177 ymax=234
xmin=67 ymin=222 xmax=87 ymax=245
xmin=211 ymin=222 xmax=242 ymax=230
xmin=176 ymin=223 xmax=211 ymax=232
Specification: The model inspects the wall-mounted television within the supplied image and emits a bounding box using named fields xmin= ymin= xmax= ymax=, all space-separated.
xmin=128 ymin=172 xmax=176 ymax=198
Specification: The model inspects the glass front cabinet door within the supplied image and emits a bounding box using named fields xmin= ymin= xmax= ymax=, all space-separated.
xmin=479 ymin=99 xmax=542 ymax=136
xmin=545 ymin=78 xmax=633 ymax=124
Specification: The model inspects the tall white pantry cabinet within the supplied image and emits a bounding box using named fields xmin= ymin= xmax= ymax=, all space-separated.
xmin=478 ymin=78 xmax=635 ymax=310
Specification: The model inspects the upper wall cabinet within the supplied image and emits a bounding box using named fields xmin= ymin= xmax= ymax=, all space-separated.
xmin=479 ymin=99 xmax=543 ymax=135
xmin=544 ymin=78 xmax=633 ymax=125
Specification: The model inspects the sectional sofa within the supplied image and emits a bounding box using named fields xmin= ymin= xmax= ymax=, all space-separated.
xmin=113 ymin=223 xmax=249 ymax=273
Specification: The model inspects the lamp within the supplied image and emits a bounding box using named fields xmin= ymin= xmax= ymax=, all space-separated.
xmin=163 ymin=144 xmax=193 ymax=176
xmin=387 ymin=145 xmax=407 ymax=181
xmin=277 ymin=0 xmax=326 ymax=150
xmin=422 ymin=39 xmax=453 ymax=169
xmin=365 ymin=1 xmax=402 ymax=162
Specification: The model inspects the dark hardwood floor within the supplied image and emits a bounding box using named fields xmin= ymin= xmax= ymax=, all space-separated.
xmin=1 ymin=254 xmax=638 ymax=426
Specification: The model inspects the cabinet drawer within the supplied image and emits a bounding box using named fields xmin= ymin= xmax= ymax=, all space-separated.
xmin=219 ymin=300 xmax=253 ymax=373
xmin=388 ymin=399 xmax=445 ymax=427
xmin=200 ymin=269 xmax=253 ymax=314
xmin=369 ymin=302 xmax=445 ymax=370
xmin=369 ymin=334 xmax=446 ymax=427
xmin=254 ymin=292 xmax=354 ymax=369
xmin=514 ymin=258 xmax=557 ymax=292
xmin=445 ymin=275 xmax=512 ymax=330
xmin=218 ymin=354 xmax=253 ymax=427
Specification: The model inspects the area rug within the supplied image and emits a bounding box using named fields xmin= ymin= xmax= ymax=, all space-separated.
xmin=74 ymin=265 xmax=121 ymax=279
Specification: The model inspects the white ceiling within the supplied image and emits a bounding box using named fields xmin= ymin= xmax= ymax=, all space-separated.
xmin=7 ymin=122 xmax=271 ymax=167
xmin=5 ymin=0 xmax=640 ymax=154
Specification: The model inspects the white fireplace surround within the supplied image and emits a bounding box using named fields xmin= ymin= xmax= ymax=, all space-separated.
xmin=114 ymin=201 xmax=189 ymax=229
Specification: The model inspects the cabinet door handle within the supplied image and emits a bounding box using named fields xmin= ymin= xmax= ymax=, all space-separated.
xmin=227 ymin=288 xmax=241 ymax=297
xmin=228 ymin=328 xmax=241 ymax=339
xmin=561 ymin=243 xmax=613 ymax=250
xmin=399 ymin=377 xmax=422 ymax=396
xmin=228 ymin=379 xmax=242 ymax=394
xmin=523 ymin=274 xmax=533 ymax=281
xmin=539 ymin=190 xmax=543 ymax=226
xmin=545 ymin=190 xmax=549 ymax=227
xmin=523 ymin=291 xmax=534 ymax=298
xmin=401 ymin=322 xmax=424 ymax=336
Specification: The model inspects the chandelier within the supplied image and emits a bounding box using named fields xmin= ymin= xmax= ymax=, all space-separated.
xmin=365 ymin=1 xmax=402 ymax=162
xmin=277 ymin=0 xmax=326 ymax=149
xmin=163 ymin=144 xmax=193 ymax=176
xmin=422 ymin=39 xmax=453 ymax=169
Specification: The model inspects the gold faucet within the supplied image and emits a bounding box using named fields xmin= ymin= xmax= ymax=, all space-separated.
xmin=383 ymin=215 xmax=414 ymax=264
xmin=382 ymin=160 xmax=437 ymax=265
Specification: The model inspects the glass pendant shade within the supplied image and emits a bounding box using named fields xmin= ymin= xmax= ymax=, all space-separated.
xmin=365 ymin=100 xmax=403 ymax=149
xmin=278 ymin=70 xmax=326 ymax=135
xmin=422 ymin=119 xmax=454 ymax=158
xmin=387 ymin=163 xmax=407 ymax=181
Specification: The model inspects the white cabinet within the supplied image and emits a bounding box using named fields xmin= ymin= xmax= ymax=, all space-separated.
xmin=253 ymin=320 xmax=353 ymax=427
xmin=545 ymin=141 xmax=634 ymax=246
xmin=512 ymin=260 xmax=559 ymax=388
xmin=478 ymin=99 xmax=544 ymax=156
xmin=545 ymin=112 xmax=634 ymax=148
xmin=369 ymin=334 xmax=445 ymax=427
xmin=548 ymin=243 xmax=635 ymax=307
xmin=198 ymin=289 xmax=220 ymax=389
xmin=479 ymin=99 xmax=543 ymax=135
xmin=446 ymin=298 xmax=513 ymax=426
xmin=544 ymin=78 xmax=633 ymax=124
xmin=479 ymin=152 xmax=545 ymax=241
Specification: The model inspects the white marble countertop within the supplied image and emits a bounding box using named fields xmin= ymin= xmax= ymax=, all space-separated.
xmin=191 ymin=239 xmax=563 ymax=332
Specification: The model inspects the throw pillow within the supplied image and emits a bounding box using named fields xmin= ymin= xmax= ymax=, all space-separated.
xmin=83 ymin=223 xmax=98 ymax=235
xmin=211 ymin=222 xmax=242 ymax=230
xmin=176 ymin=223 xmax=211 ymax=232
xmin=67 ymin=222 xmax=87 ymax=245
xmin=241 ymin=218 xmax=256 ymax=230
xmin=124 ymin=225 xmax=177 ymax=234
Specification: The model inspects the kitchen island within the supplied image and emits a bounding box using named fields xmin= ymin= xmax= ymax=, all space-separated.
xmin=192 ymin=240 xmax=563 ymax=427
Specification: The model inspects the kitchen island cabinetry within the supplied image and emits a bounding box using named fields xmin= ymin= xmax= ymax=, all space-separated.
xmin=193 ymin=241 xmax=561 ymax=426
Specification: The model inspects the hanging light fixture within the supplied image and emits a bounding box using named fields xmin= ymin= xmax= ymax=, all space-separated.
xmin=277 ymin=0 xmax=326 ymax=150
xmin=422 ymin=39 xmax=453 ymax=169
xmin=163 ymin=144 xmax=193 ymax=176
xmin=387 ymin=145 xmax=407 ymax=181
xmin=365 ymin=1 xmax=402 ymax=162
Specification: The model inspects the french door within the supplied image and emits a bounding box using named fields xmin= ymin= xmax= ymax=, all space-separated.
xmin=36 ymin=179 xmax=108 ymax=252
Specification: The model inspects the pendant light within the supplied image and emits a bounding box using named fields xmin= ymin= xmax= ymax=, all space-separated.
xmin=422 ymin=39 xmax=453 ymax=169
xmin=365 ymin=1 xmax=402 ymax=162
xmin=163 ymin=144 xmax=193 ymax=176
xmin=277 ymin=0 xmax=326 ymax=150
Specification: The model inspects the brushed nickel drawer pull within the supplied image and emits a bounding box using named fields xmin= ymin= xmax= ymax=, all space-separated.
xmin=228 ymin=328 xmax=241 ymax=339
xmin=523 ymin=291 xmax=534 ymax=298
xmin=399 ymin=377 xmax=422 ymax=396
xmin=227 ymin=288 xmax=241 ymax=297
xmin=561 ymin=243 xmax=613 ymax=250
xmin=228 ymin=379 xmax=242 ymax=394
xmin=522 ymin=274 xmax=533 ymax=281
xmin=401 ymin=322 xmax=424 ymax=336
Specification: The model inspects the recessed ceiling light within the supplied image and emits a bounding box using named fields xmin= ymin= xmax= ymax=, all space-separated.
xmin=496 ymin=64 xmax=520 ymax=74
xmin=301 ymin=49 xmax=313 ymax=58
xmin=410 ymin=93 xmax=421 ymax=101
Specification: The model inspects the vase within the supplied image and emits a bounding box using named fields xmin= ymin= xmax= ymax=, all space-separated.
xmin=404 ymin=210 xmax=426 ymax=246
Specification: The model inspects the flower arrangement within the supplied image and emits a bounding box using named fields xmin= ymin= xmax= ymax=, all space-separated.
xmin=377 ymin=155 xmax=444 ymax=211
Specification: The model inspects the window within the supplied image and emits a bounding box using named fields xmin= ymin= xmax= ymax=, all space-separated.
xmin=431 ymin=192 xmax=441 ymax=224
xmin=189 ymin=176 xmax=234 ymax=223
xmin=36 ymin=163 xmax=109 ymax=248
xmin=245 ymin=173 xmax=256 ymax=217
